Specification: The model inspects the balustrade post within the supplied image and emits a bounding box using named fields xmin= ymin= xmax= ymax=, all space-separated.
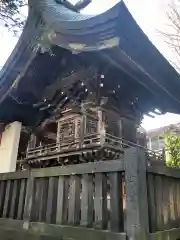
xmin=124 ymin=147 xmax=149 ymax=240
xmin=80 ymin=104 xmax=86 ymax=148
xmin=56 ymin=120 xmax=61 ymax=151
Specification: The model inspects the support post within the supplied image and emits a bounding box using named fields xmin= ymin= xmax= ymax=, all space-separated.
xmin=124 ymin=147 xmax=149 ymax=240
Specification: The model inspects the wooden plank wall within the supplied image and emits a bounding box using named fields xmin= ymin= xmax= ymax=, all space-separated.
xmin=0 ymin=160 xmax=125 ymax=233
xmin=147 ymin=165 xmax=180 ymax=233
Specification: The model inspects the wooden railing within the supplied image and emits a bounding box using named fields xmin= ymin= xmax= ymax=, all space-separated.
xmin=25 ymin=133 xmax=165 ymax=164
xmin=1 ymin=148 xmax=180 ymax=240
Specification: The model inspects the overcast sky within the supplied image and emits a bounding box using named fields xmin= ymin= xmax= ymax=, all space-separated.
xmin=0 ymin=0 xmax=180 ymax=130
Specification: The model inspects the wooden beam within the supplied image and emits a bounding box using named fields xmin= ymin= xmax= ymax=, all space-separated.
xmin=148 ymin=165 xmax=180 ymax=179
xmin=0 ymin=219 xmax=127 ymax=240
xmin=150 ymin=227 xmax=180 ymax=240
xmin=31 ymin=159 xmax=125 ymax=178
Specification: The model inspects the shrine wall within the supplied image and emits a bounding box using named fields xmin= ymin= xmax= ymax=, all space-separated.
xmin=0 ymin=121 xmax=21 ymax=173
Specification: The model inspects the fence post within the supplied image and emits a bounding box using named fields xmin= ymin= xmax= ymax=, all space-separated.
xmin=124 ymin=147 xmax=149 ymax=240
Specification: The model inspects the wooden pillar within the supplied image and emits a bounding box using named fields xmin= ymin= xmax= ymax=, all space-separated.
xmin=98 ymin=108 xmax=105 ymax=145
xmin=56 ymin=120 xmax=61 ymax=151
xmin=0 ymin=121 xmax=22 ymax=173
xmin=80 ymin=104 xmax=86 ymax=148
xmin=124 ymin=147 xmax=149 ymax=240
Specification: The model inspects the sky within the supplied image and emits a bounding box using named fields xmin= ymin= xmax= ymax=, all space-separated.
xmin=0 ymin=0 xmax=180 ymax=131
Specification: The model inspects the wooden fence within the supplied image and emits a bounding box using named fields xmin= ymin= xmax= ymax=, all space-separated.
xmin=147 ymin=165 xmax=180 ymax=240
xmin=0 ymin=147 xmax=180 ymax=240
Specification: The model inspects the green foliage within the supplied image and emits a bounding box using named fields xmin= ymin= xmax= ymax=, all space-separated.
xmin=0 ymin=0 xmax=27 ymax=33
xmin=164 ymin=134 xmax=180 ymax=167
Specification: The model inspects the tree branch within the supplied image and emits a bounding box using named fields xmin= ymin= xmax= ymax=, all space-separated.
xmin=160 ymin=0 xmax=180 ymax=71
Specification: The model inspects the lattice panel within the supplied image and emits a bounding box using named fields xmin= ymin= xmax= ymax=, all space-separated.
xmin=85 ymin=116 xmax=98 ymax=135
xmin=59 ymin=119 xmax=75 ymax=142
xmin=76 ymin=119 xmax=81 ymax=139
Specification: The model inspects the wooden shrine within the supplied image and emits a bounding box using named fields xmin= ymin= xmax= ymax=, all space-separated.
xmin=18 ymin=101 xmax=138 ymax=168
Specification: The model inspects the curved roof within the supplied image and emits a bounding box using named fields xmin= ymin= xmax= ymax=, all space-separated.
xmin=0 ymin=0 xmax=180 ymax=126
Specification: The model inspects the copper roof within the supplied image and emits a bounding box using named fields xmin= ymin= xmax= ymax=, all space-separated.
xmin=0 ymin=1 xmax=180 ymax=126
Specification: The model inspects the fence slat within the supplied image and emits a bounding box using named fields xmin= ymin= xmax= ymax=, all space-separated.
xmin=109 ymin=172 xmax=124 ymax=232
xmin=147 ymin=174 xmax=156 ymax=233
xmin=31 ymin=178 xmax=41 ymax=221
xmin=17 ymin=179 xmax=26 ymax=220
xmin=9 ymin=180 xmax=18 ymax=219
xmin=3 ymin=180 xmax=12 ymax=217
xmin=162 ymin=177 xmax=171 ymax=230
xmin=23 ymin=173 xmax=34 ymax=224
xmin=68 ymin=175 xmax=81 ymax=225
xmin=94 ymin=173 xmax=108 ymax=230
xmin=38 ymin=178 xmax=48 ymax=222
xmin=46 ymin=177 xmax=58 ymax=224
xmin=0 ymin=181 xmax=6 ymax=217
xmin=154 ymin=176 xmax=163 ymax=231
xmin=81 ymin=174 xmax=94 ymax=227
xmin=169 ymin=178 xmax=176 ymax=229
xmin=56 ymin=176 xmax=69 ymax=225
xmin=173 ymin=179 xmax=179 ymax=228
xmin=56 ymin=176 xmax=65 ymax=225
xmin=176 ymin=180 xmax=180 ymax=223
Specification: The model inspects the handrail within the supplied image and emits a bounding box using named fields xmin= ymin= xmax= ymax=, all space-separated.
xmin=25 ymin=132 xmax=164 ymax=163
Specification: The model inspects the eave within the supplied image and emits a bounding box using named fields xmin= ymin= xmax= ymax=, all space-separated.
xmin=0 ymin=0 xmax=180 ymax=126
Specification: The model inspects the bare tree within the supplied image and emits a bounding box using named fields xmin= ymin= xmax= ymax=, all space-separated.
xmin=0 ymin=0 xmax=27 ymax=34
xmin=161 ymin=0 xmax=180 ymax=71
